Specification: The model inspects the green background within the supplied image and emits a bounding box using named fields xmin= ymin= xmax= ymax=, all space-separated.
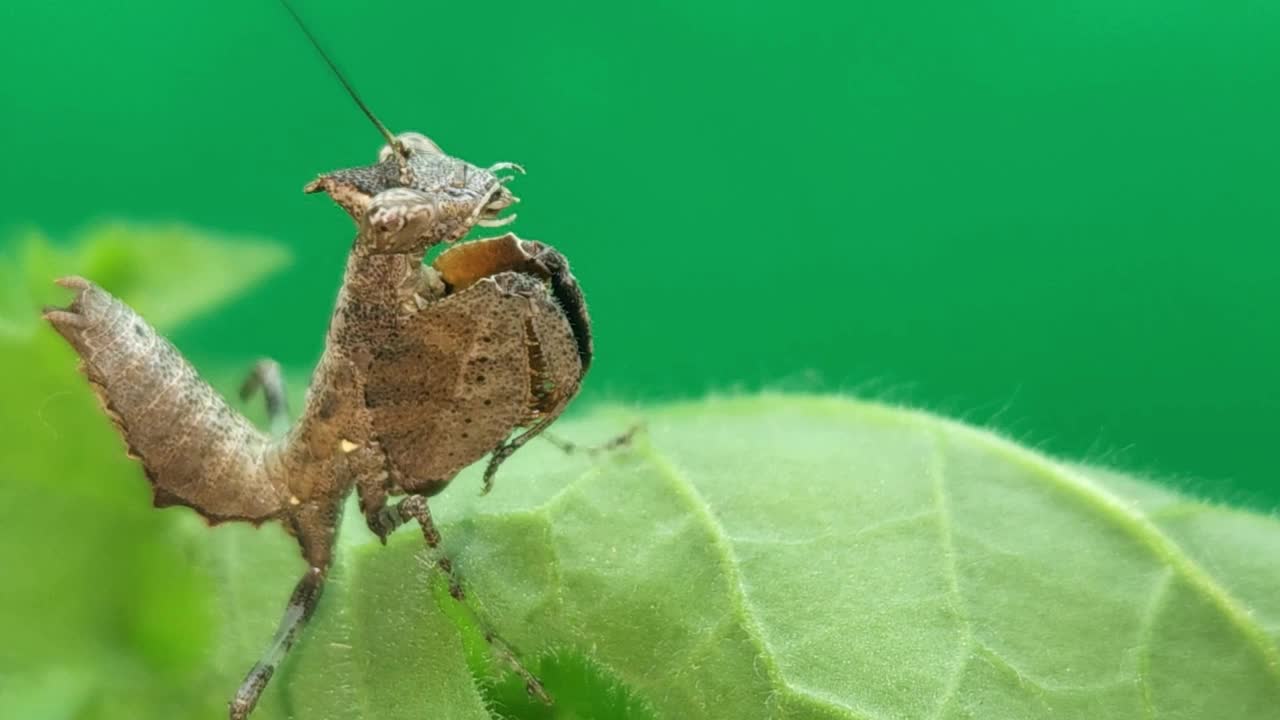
xmin=2 ymin=0 xmax=1277 ymax=506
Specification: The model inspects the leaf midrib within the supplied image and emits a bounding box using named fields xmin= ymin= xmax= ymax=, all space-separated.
xmin=637 ymin=441 xmax=877 ymax=720
xmin=927 ymin=426 xmax=973 ymax=720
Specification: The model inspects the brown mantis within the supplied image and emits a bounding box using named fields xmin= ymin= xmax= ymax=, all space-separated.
xmin=43 ymin=2 xmax=617 ymax=716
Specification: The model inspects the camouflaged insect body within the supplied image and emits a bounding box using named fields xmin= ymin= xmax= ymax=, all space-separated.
xmin=44 ymin=131 xmax=592 ymax=718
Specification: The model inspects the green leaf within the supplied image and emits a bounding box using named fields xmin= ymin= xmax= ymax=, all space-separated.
xmin=183 ymin=395 xmax=1277 ymax=720
xmin=0 ymin=222 xmax=289 ymax=338
xmin=4 ymin=224 xmax=1278 ymax=719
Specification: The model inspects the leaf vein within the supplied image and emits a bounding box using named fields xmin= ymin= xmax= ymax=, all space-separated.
xmin=725 ymin=509 xmax=936 ymax=547
xmin=1137 ymin=568 xmax=1174 ymax=720
xmin=638 ymin=444 xmax=883 ymax=720
xmin=938 ymin=416 xmax=1280 ymax=683
xmin=927 ymin=426 xmax=975 ymax=720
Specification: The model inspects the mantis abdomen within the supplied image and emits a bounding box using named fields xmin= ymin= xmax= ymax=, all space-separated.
xmin=45 ymin=276 xmax=286 ymax=523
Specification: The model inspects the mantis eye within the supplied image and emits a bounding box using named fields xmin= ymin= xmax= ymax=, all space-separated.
xmin=380 ymin=132 xmax=441 ymax=162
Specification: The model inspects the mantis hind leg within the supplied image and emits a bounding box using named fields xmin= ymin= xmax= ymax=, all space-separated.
xmin=228 ymin=565 xmax=327 ymax=720
xmin=230 ymin=500 xmax=342 ymax=720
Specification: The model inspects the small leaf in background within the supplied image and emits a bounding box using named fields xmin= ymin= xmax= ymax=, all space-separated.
xmin=0 ymin=223 xmax=289 ymax=338
xmin=72 ymin=222 xmax=289 ymax=331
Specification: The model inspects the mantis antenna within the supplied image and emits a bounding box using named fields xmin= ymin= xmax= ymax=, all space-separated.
xmin=278 ymin=0 xmax=407 ymax=158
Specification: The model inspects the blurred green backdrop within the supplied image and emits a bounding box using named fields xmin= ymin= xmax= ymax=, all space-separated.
xmin=2 ymin=0 xmax=1277 ymax=508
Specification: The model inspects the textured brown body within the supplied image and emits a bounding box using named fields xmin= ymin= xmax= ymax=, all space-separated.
xmin=372 ymin=236 xmax=587 ymax=487
xmin=48 ymin=233 xmax=587 ymax=562
xmin=46 ymin=277 xmax=286 ymax=522
xmin=44 ymin=131 xmax=592 ymax=718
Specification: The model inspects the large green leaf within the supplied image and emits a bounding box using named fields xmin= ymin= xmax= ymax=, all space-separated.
xmin=3 ymin=224 xmax=1278 ymax=719
xmin=185 ymin=396 xmax=1277 ymax=720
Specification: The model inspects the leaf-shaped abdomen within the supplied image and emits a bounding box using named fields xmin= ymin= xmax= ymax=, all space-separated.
xmin=45 ymin=277 xmax=287 ymax=523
